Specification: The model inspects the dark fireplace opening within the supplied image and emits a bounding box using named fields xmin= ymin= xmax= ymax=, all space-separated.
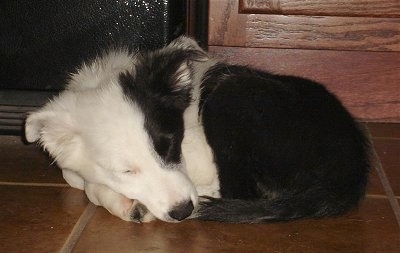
xmin=0 ymin=0 xmax=208 ymax=135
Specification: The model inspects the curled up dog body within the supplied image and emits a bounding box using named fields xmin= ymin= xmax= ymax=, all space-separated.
xmin=25 ymin=36 xmax=370 ymax=223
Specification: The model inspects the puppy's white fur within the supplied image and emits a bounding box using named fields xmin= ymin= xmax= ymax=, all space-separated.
xmin=26 ymin=46 xmax=212 ymax=222
xmin=181 ymin=59 xmax=220 ymax=198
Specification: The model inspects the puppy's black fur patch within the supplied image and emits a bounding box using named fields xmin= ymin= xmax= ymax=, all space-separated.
xmin=196 ymin=63 xmax=370 ymax=223
xmin=119 ymin=49 xmax=196 ymax=164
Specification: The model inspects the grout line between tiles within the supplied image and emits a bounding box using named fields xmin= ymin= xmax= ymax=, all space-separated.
xmin=59 ymin=202 xmax=97 ymax=253
xmin=0 ymin=181 xmax=69 ymax=187
xmin=371 ymin=146 xmax=400 ymax=228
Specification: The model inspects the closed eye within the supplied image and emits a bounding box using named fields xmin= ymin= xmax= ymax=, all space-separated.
xmin=121 ymin=167 xmax=140 ymax=175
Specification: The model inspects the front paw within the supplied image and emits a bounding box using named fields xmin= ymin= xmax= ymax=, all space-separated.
xmin=105 ymin=197 xmax=155 ymax=223
xmin=129 ymin=200 xmax=155 ymax=223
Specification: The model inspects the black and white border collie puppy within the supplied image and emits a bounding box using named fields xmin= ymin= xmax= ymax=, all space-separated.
xmin=25 ymin=36 xmax=370 ymax=223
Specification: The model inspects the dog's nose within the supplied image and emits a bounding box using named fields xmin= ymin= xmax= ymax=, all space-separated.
xmin=168 ymin=200 xmax=194 ymax=221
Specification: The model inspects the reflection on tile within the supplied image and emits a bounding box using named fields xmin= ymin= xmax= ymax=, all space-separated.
xmin=73 ymin=198 xmax=399 ymax=253
xmin=0 ymin=136 xmax=64 ymax=184
xmin=0 ymin=186 xmax=88 ymax=252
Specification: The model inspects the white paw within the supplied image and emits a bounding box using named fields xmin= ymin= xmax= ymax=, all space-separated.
xmin=129 ymin=200 xmax=156 ymax=223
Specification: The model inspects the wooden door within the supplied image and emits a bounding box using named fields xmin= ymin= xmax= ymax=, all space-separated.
xmin=209 ymin=0 xmax=400 ymax=122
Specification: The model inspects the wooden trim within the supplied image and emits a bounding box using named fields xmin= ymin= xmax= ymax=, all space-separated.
xmin=209 ymin=46 xmax=400 ymax=122
xmin=240 ymin=0 xmax=400 ymax=18
xmin=186 ymin=0 xmax=209 ymax=49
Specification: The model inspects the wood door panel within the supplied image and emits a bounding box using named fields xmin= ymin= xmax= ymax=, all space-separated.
xmin=209 ymin=0 xmax=400 ymax=121
xmin=209 ymin=0 xmax=247 ymax=46
xmin=209 ymin=46 xmax=400 ymax=122
xmin=209 ymin=1 xmax=400 ymax=51
xmin=240 ymin=0 xmax=400 ymax=17
xmin=247 ymin=15 xmax=400 ymax=51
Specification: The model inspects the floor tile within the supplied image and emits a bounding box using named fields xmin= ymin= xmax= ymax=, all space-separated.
xmin=366 ymin=123 xmax=400 ymax=139
xmin=366 ymin=166 xmax=385 ymax=196
xmin=381 ymin=165 xmax=400 ymax=197
xmin=73 ymin=198 xmax=399 ymax=253
xmin=1 ymin=124 xmax=399 ymax=253
xmin=373 ymin=139 xmax=400 ymax=166
xmin=373 ymin=139 xmax=400 ymax=196
xmin=0 ymin=136 xmax=65 ymax=184
xmin=0 ymin=185 xmax=88 ymax=253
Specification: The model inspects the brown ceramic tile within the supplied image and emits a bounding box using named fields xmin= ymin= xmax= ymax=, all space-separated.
xmin=73 ymin=198 xmax=400 ymax=253
xmin=381 ymin=165 xmax=400 ymax=197
xmin=0 ymin=185 xmax=88 ymax=253
xmin=366 ymin=166 xmax=385 ymax=196
xmin=373 ymin=139 xmax=400 ymax=166
xmin=0 ymin=136 xmax=65 ymax=184
xmin=1 ymin=124 xmax=398 ymax=252
xmin=365 ymin=123 xmax=400 ymax=139
xmin=373 ymin=139 xmax=400 ymax=196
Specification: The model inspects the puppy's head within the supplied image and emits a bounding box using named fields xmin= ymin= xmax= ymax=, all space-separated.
xmin=25 ymin=36 xmax=208 ymax=222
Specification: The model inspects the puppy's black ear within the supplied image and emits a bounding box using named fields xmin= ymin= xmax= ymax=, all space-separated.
xmin=165 ymin=56 xmax=195 ymax=111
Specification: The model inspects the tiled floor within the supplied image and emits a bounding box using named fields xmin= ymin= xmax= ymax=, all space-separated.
xmin=0 ymin=123 xmax=399 ymax=253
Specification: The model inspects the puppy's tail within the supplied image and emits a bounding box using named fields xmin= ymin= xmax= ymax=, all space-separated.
xmin=193 ymin=196 xmax=352 ymax=223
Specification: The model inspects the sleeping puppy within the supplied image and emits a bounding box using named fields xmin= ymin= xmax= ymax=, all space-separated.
xmin=25 ymin=36 xmax=370 ymax=223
